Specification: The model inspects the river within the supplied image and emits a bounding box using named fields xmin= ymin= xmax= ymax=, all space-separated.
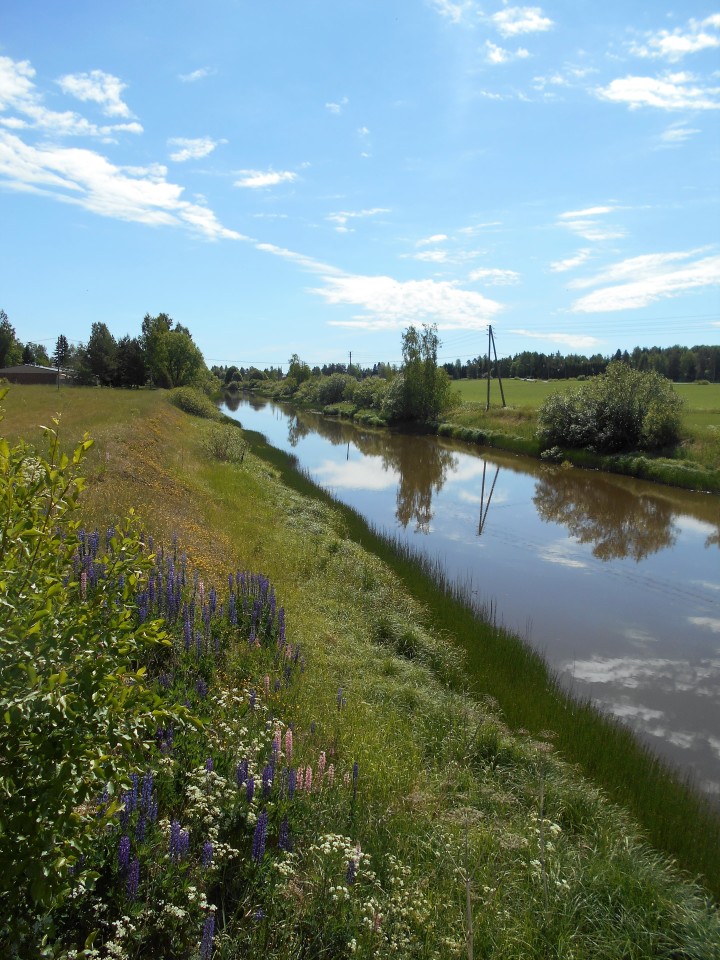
xmin=223 ymin=395 xmax=720 ymax=798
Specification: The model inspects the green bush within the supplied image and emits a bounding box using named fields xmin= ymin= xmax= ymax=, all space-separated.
xmin=0 ymin=395 xmax=190 ymax=926
xmin=167 ymin=386 xmax=221 ymax=420
xmin=202 ymin=423 xmax=248 ymax=462
xmin=537 ymin=362 xmax=684 ymax=453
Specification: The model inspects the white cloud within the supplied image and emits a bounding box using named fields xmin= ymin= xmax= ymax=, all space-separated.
xmin=484 ymin=41 xmax=530 ymax=64
xmin=168 ymin=137 xmax=224 ymax=162
xmin=510 ymin=329 xmax=602 ymax=349
xmin=550 ymin=248 xmax=592 ymax=272
xmin=326 ymin=207 xmax=390 ymax=232
xmin=234 ymin=169 xmax=298 ymax=188
xmin=312 ymin=274 xmax=503 ymax=330
xmin=569 ymin=250 xmax=720 ymax=312
xmin=0 ymin=129 xmax=241 ymax=241
xmin=403 ymin=247 xmax=485 ymax=264
xmin=0 ymin=55 xmax=143 ymax=139
xmin=57 ymin=70 xmax=132 ymax=118
xmin=428 ymin=0 xmax=479 ymax=23
xmin=596 ymin=72 xmax=720 ymax=110
xmin=325 ymin=97 xmax=348 ymax=114
xmin=491 ymin=6 xmax=553 ymax=38
xmin=557 ymin=206 xmax=625 ymax=241
xmin=417 ymin=233 xmax=449 ymax=246
xmin=468 ymin=267 xmax=521 ymax=285
xmin=179 ymin=67 xmax=214 ymax=83
xmin=660 ymin=122 xmax=701 ymax=144
xmin=689 ymin=617 xmax=720 ymax=634
xmin=629 ymin=15 xmax=720 ymax=62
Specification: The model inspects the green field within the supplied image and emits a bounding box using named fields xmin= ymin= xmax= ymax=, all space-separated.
xmin=451 ymin=378 xmax=720 ymax=472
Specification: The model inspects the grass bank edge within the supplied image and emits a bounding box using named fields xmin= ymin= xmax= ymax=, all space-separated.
xmin=224 ymin=409 xmax=720 ymax=900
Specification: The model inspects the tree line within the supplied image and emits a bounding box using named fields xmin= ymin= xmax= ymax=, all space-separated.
xmin=0 ymin=309 xmax=210 ymax=389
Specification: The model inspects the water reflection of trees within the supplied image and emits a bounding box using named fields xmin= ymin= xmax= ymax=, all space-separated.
xmin=533 ymin=470 xmax=678 ymax=561
xmin=290 ymin=410 xmax=457 ymax=532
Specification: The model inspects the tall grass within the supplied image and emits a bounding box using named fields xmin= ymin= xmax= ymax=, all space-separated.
xmin=240 ymin=425 xmax=720 ymax=898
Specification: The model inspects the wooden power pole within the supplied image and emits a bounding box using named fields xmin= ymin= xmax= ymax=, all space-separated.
xmin=485 ymin=324 xmax=506 ymax=410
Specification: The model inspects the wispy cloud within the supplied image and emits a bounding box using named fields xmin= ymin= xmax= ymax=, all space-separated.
xmin=557 ymin=205 xmax=625 ymax=241
xmin=0 ymin=55 xmax=142 ymax=138
xmin=550 ymin=248 xmax=592 ymax=272
xmin=468 ymin=267 xmax=521 ymax=285
xmin=326 ymin=207 xmax=390 ymax=233
xmin=484 ymin=41 xmax=530 ymax=64
xmin=596 ymin=72 xmax=720 ymax=110
xmin=168 ymin=136 xmax=225 ymax=162
xmin=629 ymin=14 xmax=720 ymax=62
xmin=0 ymin=130 xmax=241 ymax=241
xmin=179 ymin=67 xmax=214 ymax=83
xmin=569 ymin=250 xmax=720 ymax=312
xmin=325 ymin=97 xmax=348 ymax=114
xmin=428 ymin=0 xmax=479 ymax=24
xmin=490 ymin=6 xmax=553 ymax=38
xmin=417 ymin=233 xmax=449 ymax=246
xmin=510 ymin=328 xmax=602 ymax=349
xmin=234 ymin=169 xmax=298 ymax=188
xmin=57 ymin=70 xmax=133 ymax=118
xmin=313 ymin=275 xmax=503 ymax=330
xmin=660 ymin=122 xmax=701 ymax=144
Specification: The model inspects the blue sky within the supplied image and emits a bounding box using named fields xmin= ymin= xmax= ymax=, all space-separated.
xmin=1 ymin=1 xmax=718 ymax=370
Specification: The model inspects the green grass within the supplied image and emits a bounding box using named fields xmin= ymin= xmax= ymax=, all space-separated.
xmin=3 ymin=384 xmax=720 ymax=957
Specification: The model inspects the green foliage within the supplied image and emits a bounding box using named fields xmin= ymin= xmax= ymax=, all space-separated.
xmin=0 ymin=397 xmax=189 ymax=930
xmin=167 ymin=386 xmax=221 ymax=420
xmin=385 ymin=324 xmax=457 ymax=422
xmin=537 ymin=362 xmax=685 ymax=453
xmin=202 ymin=423 xmax=248 ymax=462
xmin=164 ymin=330 xmax=205 ymax=387
xmin=0 ymin=309 xmax=22 ymax=368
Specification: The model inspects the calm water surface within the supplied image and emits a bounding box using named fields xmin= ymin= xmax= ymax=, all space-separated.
xmin=224 ymin=396 xmax=720 ymax=796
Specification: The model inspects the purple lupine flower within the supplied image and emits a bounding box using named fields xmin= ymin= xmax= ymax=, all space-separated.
xmin=236 ymin=759 xmax=248 ymax=787
xmin=288 ymin=767 xmax=296 ymax=799
xmin=346 ymin=858 xmax=357 ymax=885
xmin=229 ymin=594 xmax=237 ymax=626
xmin=202 ymin=840 xmax=213 ymax=869
xmin=129 ymin=773 xmax=139 ymax=813
xmin=200 ymin=913 xmax=215 ymax=960
xmin=205 ymin=756 xmax=213 ymax=773
xmin=251 ymin=809 xmax=268 ymax=861
xmin=261 ymin=764 xmax=273 ymax=798
xmin=135 ymin=816 xmax=146 ymax=843
xmin=126 ymin=857 xmax=140 ymax=901
xmin=196 ymin=677 xmax=208 ymax=699
xmin=169 ymin=820 xmax=182 ymax=861
xmin=140 ymin=771 xmax=153 ymax=812
xmin=118 ymin=835 xmax=130 ymax=871
xmin=246 ymin=776 xmax=255 ymax=804
xmin=148 ymin=797 xmax=158 ymax=824
xmin=249 ymin=690 xmax=256 ymax=711
xmin=179 ymin=829 xmax=190 ymax=859
xmin=278 ymin=816 xmax=291 ymax=852
xmin=352 ymin=761 xmax=359 ymax=803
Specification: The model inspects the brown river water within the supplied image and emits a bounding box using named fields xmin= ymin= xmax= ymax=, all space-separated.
xmin=224 ymin=396 xmax=720 ymax=798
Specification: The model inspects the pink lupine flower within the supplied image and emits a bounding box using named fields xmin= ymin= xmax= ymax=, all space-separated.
xmin=297 ymin=766 xmax=305 ymax=792
xmin=305 ymin=765 xmax=313 ymax=792
xmin=327 ymin=763 xmax=335 ymax=786
xmin=284 ymin=729 xmax=293 ymax=764
xmin=80 ymin=570 xmax=87 ymax=600
xmin=317 ymin=751 xmax=326 ymax=782
xmin=264 ymin=675 xmax=270 ymax=697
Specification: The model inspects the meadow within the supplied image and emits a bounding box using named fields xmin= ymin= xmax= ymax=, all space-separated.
xmin=451 ymin=379 xmax=720 ymax=473
xmin=2 ymin=384 xmax=720 ymax=959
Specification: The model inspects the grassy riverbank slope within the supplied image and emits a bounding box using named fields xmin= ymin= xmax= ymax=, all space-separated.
xmin=3 ymin=384 xmax=720 ymax=958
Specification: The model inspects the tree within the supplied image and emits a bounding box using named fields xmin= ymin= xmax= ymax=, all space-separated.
xmin=116 ymin=335 xmax=147 ymax=388
xmin=164 ymin=330 xmax=204 ymax=387
xmin=52 ymin=335 xmax=70 ymax=369
xmin=384 ymin=324 xmax=456 ymax=422
xmin=141 ymin=312 xmax=174 ymax=386
xmin=537 ymin=361 xmax=684 ymax=453
xmin=85 ymin=322 xmax=117 ymax=385
xmin=0 ymin=310 xmax=21 ymax=368
xmin=287 ymin=354 xmax=311 ymax=385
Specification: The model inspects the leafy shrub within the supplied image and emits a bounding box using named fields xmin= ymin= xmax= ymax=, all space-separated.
xmin=202 ymin=423 xmax=248 ymax=462
xmin=0 ymin=398 xmax=190 ymax=930
xmin=537 ymin=362 xmax=684 ymax=453
xmin=168 ymin=386 xmax=221 ymax=420
xmin=350 ymin=376 xmax=387 ymax=410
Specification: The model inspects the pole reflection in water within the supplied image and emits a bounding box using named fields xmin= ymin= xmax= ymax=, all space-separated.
xmin=223 ymin=397 xmax=720 ymax=798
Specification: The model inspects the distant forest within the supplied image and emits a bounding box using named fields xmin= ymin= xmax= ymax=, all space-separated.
xmin=216 ymin=344 xmax=720 ymax=385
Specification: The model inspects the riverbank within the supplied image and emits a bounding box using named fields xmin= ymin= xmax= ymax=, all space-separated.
xmin=3 ymin=384 xmax=720 ymax=957
xmin=246 ymin=378 xmax=720 ymax=494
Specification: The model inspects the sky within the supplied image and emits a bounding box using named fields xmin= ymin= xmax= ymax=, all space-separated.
xmin=1 ymin=1 xmax=719 ymax=371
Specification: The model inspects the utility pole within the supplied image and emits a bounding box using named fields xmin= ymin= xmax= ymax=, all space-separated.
xmin=349 ymin=350 xmax=352 ymax=374
xmin=485 ymin=325 xmax=506 ymax=410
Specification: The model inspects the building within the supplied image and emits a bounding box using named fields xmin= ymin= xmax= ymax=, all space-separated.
xmin=0 ymin=364 xmax=70 ymax=385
